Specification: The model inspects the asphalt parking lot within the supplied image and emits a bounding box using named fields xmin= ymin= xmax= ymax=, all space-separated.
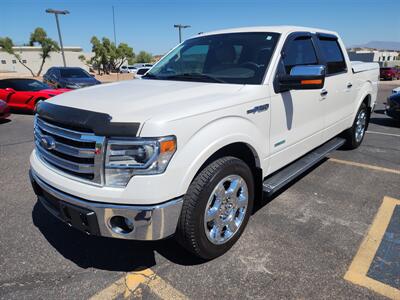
xmin=0 ymin=83 xmax=399 ymax=299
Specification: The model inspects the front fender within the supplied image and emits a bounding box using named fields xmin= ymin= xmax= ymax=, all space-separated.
xmin=172 ymin=116 xmax=267 ymax=195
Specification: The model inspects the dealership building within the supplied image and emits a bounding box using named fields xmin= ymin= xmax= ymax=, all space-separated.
xmin=347 ymin=49 xmax=400 ymax=66
xmin=0 ymin=46 xmax=93 ymax=74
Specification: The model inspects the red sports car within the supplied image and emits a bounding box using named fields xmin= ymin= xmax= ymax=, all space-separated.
xmin=0 ymin=99 xmax=10 ymax=120
xmin=0 ymin=78 xmax=70 ymax=112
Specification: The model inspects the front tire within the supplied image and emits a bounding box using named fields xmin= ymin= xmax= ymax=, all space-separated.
xmin=342 ymin=103 xmax=368 ymax=149
xmin=176 ymin=156 xmax=254 ymax=260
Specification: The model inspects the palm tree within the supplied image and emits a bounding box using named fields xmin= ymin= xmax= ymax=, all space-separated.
xmin=29 ymin=28 xmax=60 ymax=76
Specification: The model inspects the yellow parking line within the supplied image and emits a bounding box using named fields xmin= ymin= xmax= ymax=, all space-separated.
xmin=329 ymin=158 xmax=400 ymax=175
xmin=90 ymin=268 xmax=187 ymax=300
xmin=344 ymin=196 xmax=400 ymax=299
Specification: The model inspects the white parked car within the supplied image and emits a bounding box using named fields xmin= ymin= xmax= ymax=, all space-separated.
xmin=134 ymin=63 xmax=153 ymax=68
xmin=120 ymin=66 xmax=139 ymax=74
xmin=134 ymin=67 xmax=151 ymax=79
xmin=30 ymin=26 xmax=378 ymax=259
xmin=119 ymin=66 xmax=130 ymax=73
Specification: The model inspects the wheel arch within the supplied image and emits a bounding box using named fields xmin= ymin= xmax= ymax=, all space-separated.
xmin=193 ymin=142 xmax=264 ymax=203
xmin=172 ymin=116 xmax=266 ymax=199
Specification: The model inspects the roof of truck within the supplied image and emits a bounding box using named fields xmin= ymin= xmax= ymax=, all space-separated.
xmin=194 ymin=26 xmax=338 ymax=38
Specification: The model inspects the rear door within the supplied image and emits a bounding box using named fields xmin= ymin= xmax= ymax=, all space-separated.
xmin=315 ymin=34 xmax=355 ymax=140
xmin=268 ymin=32 xmax=325 ymax=173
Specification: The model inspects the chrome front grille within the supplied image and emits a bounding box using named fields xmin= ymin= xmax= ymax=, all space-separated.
xmin=34 ymin=116 xmax=106 ymax=185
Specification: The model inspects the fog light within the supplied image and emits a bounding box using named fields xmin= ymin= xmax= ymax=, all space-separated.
xmin=109 ymin=216 xmax=134 ymax=234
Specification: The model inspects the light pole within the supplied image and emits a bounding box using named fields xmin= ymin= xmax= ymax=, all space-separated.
xmin=174 ymin=24 xmax=191 ymax=43
xmin=46 ymin=9 xmax=69 ymax=67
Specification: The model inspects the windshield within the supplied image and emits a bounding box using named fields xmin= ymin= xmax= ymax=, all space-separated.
xmin=60 ymin=68 xmax=91 ymax=78
xmin=6 ymin=79 xmax=50 ymax=91
xmin=145 ymin=32 xmax=280 ymax=84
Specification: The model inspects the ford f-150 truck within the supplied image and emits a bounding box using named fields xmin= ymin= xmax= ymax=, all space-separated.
xmin=30 ymin=26 xmax=379 ymax=259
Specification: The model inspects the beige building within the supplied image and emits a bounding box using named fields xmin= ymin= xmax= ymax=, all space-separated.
xmin=347 ymin=49 xmax=400 ymax=67
xmin=0 ymin=46 xmax=93 ymax=75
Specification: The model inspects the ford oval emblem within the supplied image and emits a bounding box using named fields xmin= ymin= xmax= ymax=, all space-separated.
xmin=40 ymin=136 xmax=56 ymax=150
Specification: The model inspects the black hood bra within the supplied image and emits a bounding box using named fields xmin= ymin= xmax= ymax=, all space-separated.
xmin=36 ymin=102 xmax=140 ymax=137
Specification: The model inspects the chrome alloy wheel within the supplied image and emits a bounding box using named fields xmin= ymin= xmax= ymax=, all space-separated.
xmin=355 ymin=109 xmax=367 ymax=143
xmin=204 ymin=175 xmax=248 ymax=245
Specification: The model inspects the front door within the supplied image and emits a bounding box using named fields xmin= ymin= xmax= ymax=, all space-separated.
xmin=268 ymin=33 xmax=325 ymax=173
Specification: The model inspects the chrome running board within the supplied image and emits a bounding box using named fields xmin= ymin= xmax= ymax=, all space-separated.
xmin=263 ymin=137 xmax=346 ymax=196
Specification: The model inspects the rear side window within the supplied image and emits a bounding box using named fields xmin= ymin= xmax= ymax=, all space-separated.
xmin=318 ymin=38 xmax=347 ymax=75
xmin=283 ymin=37 xmax=318 ymax=74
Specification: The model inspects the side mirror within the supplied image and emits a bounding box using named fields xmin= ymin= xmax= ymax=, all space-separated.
xmin=5 ymin=88 xmax=16 ymax=93
xmin=275 ymin=65 xmax=325 ymax=93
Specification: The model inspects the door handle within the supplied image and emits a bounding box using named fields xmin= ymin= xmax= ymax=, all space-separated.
xmin=347 ymin=82 xmax=353 ymax=88
xmin=320 ymin=89 xmax=328 ymax=96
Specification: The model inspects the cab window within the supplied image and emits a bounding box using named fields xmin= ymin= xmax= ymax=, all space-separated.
xmin=318 ymin=38 xmax=347 ymax=75
xmin=283 ymin=37 xmax=318 ymax=74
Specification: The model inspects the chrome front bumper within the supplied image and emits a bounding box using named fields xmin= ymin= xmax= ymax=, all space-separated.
xmin=29 ymin=170 xmax=183 ymax=240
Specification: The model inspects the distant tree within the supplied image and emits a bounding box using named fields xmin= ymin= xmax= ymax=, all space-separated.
xmin=134 ymin=51 xmax=153 ymax=63
xmin=29 ymin=27 xmax=60 ymax=76
xmin=78 ymin=54 xmax=94 ymax=70
xmin=0 ymin=37 xmax=36 ymax=76
xmin=80 ymin=36 xmax=135 ymax=74
xmin=0 ymin=28 xmax=59 ymax=77
xmin=115 ymin=42 xmax=135 ymax=69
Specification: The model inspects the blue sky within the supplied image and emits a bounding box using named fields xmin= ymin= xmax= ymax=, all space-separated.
xmin=1 ymin=0 xmax=399 ymax=55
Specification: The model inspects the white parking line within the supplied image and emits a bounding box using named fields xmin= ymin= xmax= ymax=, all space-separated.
xmin=366 ymin=131 xmax=400 ymax=138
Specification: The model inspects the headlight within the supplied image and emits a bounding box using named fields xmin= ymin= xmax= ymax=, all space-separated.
xmin=105 ymin=136 xmax=176 ymax=187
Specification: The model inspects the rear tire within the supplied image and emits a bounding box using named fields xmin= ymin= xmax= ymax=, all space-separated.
xmin=176 ymin=156 xmax=254 ymax=260
xmin=342 ymin=103 xmax=368 ymax=149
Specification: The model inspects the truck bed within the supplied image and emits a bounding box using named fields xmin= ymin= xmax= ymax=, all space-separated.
xmin=351 ymin=61 xmax=380 ymax=73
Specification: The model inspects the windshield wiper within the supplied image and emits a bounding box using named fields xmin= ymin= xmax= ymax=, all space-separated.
xmin=163 ymin=73 xmax=226 ymax=83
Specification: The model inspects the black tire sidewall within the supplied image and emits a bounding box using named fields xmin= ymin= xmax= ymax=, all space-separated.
xmin=185 ymin=158 xmax=254 ymax=259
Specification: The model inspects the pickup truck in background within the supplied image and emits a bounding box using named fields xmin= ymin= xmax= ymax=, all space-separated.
xmin=30 ymin=26 xmax=379 ymax=259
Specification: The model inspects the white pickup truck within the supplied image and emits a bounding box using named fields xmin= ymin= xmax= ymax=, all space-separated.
xmin=30 ymin=26 xmax=379 ymax=259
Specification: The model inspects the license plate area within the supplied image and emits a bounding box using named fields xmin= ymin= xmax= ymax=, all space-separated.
xmin=59 ymin=201 xmax=101 ymax=235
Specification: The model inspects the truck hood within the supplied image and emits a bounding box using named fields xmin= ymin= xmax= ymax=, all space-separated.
xmin=48 ymin=79 xmax=245 ymax=123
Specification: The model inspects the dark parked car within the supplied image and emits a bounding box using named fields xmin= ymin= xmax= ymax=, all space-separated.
xmin=0 ymin=100 xmax=10 ymax=120
xmin=386 ymin=92 xmax=400 ymax=120
xmin=380 ymin=67 xmax=400 ymax=80
xmin=43 ymin=67 xmax=101 ymax=89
